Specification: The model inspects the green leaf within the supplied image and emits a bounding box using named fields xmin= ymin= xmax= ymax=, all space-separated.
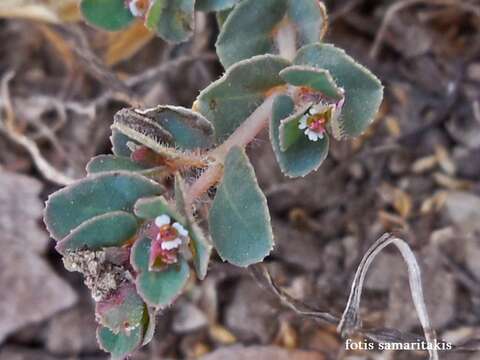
xmin=216 ymin=7 xmax=233 ymax=28
xmin=113 ymin=108 xmax=208 ymax=161
xmin=209 ymin=147 xmax=274 ymax=267
xmin=110 ymin=128 xmax=136 ymax=157
xmin=131 ymin=237 xmax=190 ymax=308
xmin=56 ymin=211 xmax=138 ymax=253
xmin=145 ymin=0 xmax=195 ymax=43
xmin=96 ymin=284 xmax=146 ymax=333
xmin=216 ymin=0 xmax=327 ymax=68
xmin=81 ymin=0 xmax=134 ymax=31
xmin=142 ymin=307 xmax=156 ymax=346
xmin=270 ymin=95 xmax=329 ymax=177
xmin=87 ymin=155 xmax=148 ymax=174
xmin=97 ymin=324 xmax=143 ymax=360
xmin=196 ymin=0 xmax=240 ymax=11
xmin=175 ymin=175 xmax=212 ymax=280
xmin=196 ymin=55 xmax=290 ymax=142
xmin=279 ymin=66 xmax=344 ymax=100
xmin=294 ymin=43 xmax=384 ymax=138
xmin=135 ymin=106 xmax=214 ymax=149
xmin=45 ymin=171 xmax=163 ymax=241
xmin=134 ymin=196 xmax=186 ymax=224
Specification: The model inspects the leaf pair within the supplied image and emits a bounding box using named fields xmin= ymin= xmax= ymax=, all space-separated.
xmin=271 ymin=44 xmax=383 ymax=177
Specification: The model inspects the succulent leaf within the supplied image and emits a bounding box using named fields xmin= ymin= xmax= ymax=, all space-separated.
xmin=196 ymin=55 xmax=290 ymax=142
xmin=110 ymin=128 xmax=136 ymax=157
xmin=135 ymin=106 xmax=215 ymax=149
xmin=97 ymin=324 xmax=143 ymax=360
xmin=280 ymin=66 xmax=344 ymax=100
xmin=113 ymin=108 xmax=208 ymax=162
xmin=175 ymin=175 xmax=212 ymax=280
xmin=209 ymin=147 xmax=274 ymax=267
xmin=81 ymin=0 xmax=134 ymax=31
xmin=45 ymin=171 xmax=163 ymax=241
xmin=142 ymin=306 xmax=157 ymax=345
xmin=216 ymin=0 xmax=327 ymax=68
xmin=134 ymin=196 xmax=186 ymax=224
xmin=55 ymin=211 xmax=138 ymax=253
xmin=87 ymin=155 xmax=148 ymax=174
xmin=270 ymin=95 xmax=329 ymax=177
xmin=96 ymin=283 xmax=146 ymax=333
xmin=145 ymin=0 xmax=195 ymax=43
xmin=196 ymin=0 xmax=240 ymax=12
xmin=131 ymin=237 xmax=190 ymax=308
xmin=294 ymin=43 xmax=383 ymax=138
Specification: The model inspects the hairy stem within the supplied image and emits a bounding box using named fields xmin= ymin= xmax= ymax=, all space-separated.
xmin=185 ymin=93 xmax=281 ymax=207
xmin=275 ymin=20 xmax=297 ymax=62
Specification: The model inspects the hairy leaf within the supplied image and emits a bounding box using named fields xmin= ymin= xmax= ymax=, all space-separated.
xmin=135 ymin=106 xmax=214 ymax=149
xmin=270 ymin=95 xmax=329 ymax=177
xmin=81 ymin=0 xmax=134 ymax=31
xmin=97 ymin=324 xmax=143 ymax=360
xmin=216 ymin=0 xmax=327 ymax=68
xmin=96 ymin=284 xmax=146 ymax=333
xmin=131 ymin=237 xmax=190 ymax=308
xmin=209 ymin=147 xmax=274 ymax=266
xmin=55 ymin=211 xmax=138 ymax=253
xmin=280 ymin=65 xmax=344 ymax=100
xmin=294 ymin=43 xmax=383 ymax=138
xmin=145 ymin=0 xmax=195 ymax=43
xmin=110 ymin=128 xmax=136 ymax=157
xmin=45 ymin=171 xmax=163 ymax=240
xmin=87 ymin=155 xmax=148 ymax=174
xmin=196 ymin=55 xmax=290 ymax=142
xmin=134 ymin=196 xmax=185 ymax=224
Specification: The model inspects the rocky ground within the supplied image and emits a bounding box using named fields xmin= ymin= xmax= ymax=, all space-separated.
xmin=1 ymin=0 xmax=480 ymax=359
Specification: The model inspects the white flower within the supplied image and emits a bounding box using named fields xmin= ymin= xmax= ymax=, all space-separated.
xmin=298 ymin=114 xmax=308 ymax=130
xmin=305 ymin=129 xmax=323 ymax=141
xmin=172 ymin=222 xmax=189 ymax=237
xmin=129 ymin=0 xmax=150 ymax=17
xmin=155 ymin=214 xmax=171 ymax=228
xmin=161 ymin=238 xmax=183 ymax=250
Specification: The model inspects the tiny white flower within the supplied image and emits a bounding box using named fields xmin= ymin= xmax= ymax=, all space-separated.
xmin=306 ymin=130 xmax=320 ymax=141
xmin=298 ymin=115 xmax=308 ymax=130
xmin=129 ymin=0 xmax=149 ymax=17
xmin=155 ymin=214 xmax=171 ymax=228
xmin=172 ymin=222 xmax=189 ymax=237
xmin=161 ymin=238 xmax=183 ymax=250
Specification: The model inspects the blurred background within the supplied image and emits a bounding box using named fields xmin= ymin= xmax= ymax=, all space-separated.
xmin=0 ymin=0 xmax=480 ymax=359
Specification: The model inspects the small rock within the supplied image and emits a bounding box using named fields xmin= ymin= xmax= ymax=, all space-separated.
xmin=0 ymin=246 xmax=77 ymax=343
xmin=272 ymin=219 xmax=322 ymax=271
xmin=173 ymin=302 xmax=208 ymax=334
xmin=46 ymin=304 xmax=98 ymax=355
xmin=365 ymin=253 xmax=404 ymax=291
xmin=199 ymin=345 xmax=325 ymax=360
xmin=444 ymin=192 xmax=480 ymax=233
xmin=0 ymin=172 xmax=48 ymax=252
xmin=225 ymin=280 xmax=278 ymax=343
xmin=0 ymin=172 xmax=77 ymax=343
xmin=0 ymin=346 xmax=57 ymax=360
xmin=386 ymin=245 xmax=456 ymax=331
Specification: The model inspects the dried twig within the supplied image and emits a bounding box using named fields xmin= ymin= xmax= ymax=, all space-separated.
xmin=338 ymin=233 xmax=438 ymax=360
xmin=0 ymin=71 xmax=74 ymax=185
xmin=252 ymin=233 xmax=480 ymax=358
xmin=370 ymin=0 xmax=480 ymax=58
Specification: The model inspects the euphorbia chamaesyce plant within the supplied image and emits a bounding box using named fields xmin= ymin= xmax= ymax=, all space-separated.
xmin=44 ymin=1 xmax=383 ymax=358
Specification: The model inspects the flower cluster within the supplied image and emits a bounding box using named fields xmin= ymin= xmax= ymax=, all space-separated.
xmin=146 ymin=215 xmax=189 ymax=270
xmin=298 ymin=98 xmax=345 ymax=142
